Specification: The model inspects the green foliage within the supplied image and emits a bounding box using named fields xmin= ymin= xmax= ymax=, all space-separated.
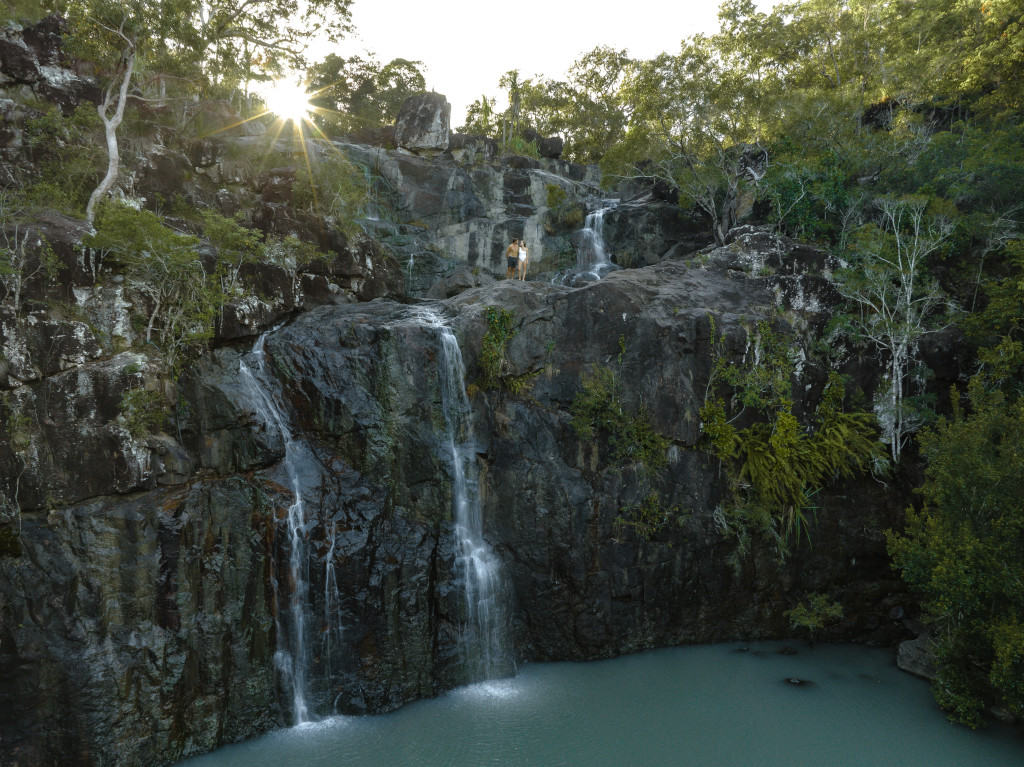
xmin=459 ymin=94 xmax=498 ymax=136
xmin=571 ymin=346 xmax=669 ymax=471
xmin=263 ymin=233 xmax=328 ymax=273
xmin=833 ymin=196 xmax=955 ymax=462
xmin=120 ymin=387 xmax=166 ymax=438
xmin=2 ymin=0 xmax=52 ymax=23
xmin=503 ymin=135 xmax=540 ymax=159
xmin=760 ymin=147 xmax=854 ymax=242
xmin=309 ymin=53 xmax=426 ymax=134
xmin=546 ymin=184 xmax=567 ymax=210
xmin=701 ymin=315 xmax=881 ymax=558
xmin=707 ymin=319 xmax=795 ymax=414
xmin=966 ymin=240 xmax=1024 ymax=360
xmin=199 ymin=209 xmax=262 ymax=295
xmin=0 ymin=393 xmax=33 ymax=546
xmin=291 ymin=151 xmax=368 ymax=239
xmin=785 ymin=593 xmax=844 ymax=634
xmin=544 ymin=184 xmax=585 ymax=233
xmin=0 ymin=525 xmax=21 ymax=557
xmin=567 ymin=337 xmax=676 ymax=540
xmin=887 ymin=376 xmax=1024 ymax=726
xmin=615 ymin=491 xmax=682 ymax=541
xmin=85 ymin=203 xmax=220 ymax=374
xmin=0 ymin=190 xmax=62 ymax=313
xmin=477 ymin=306 xmax=531 ymax=394
xmin=21 ymin=103 xmax=104 ymax=215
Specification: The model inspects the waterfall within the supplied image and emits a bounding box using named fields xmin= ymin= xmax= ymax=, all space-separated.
xmin=552 ymin=199 xmax=621 ymax=286
xmin=238 ymin=330 xmax=328 ymax=725
xmin=579 ymin=202 xmax=617 ymax=275
xmin=411 ymin=307 xmax=512 ymax=681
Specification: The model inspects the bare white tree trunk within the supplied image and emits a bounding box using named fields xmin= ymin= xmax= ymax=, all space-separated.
xmin=836 ymin=197 xmax=954 ymax=463
xmin=85 ymin=46 xmax=136 ymax=228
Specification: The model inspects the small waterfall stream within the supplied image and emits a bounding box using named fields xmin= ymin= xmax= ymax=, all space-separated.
xmin=552 ymin=199 xmax=621 ymax=285
xmin=578 ymin=200 xmax=619 ymax=278
xmin=238 ymin=330 xmax=335 ymax=725
xmin=411 ymin=307 xmax=512 ymax=681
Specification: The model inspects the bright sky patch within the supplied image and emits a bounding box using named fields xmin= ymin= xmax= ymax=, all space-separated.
xmin=259 ymin=80 xmax=313 ymax=123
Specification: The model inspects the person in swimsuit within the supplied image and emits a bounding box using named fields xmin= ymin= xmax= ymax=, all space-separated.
xmin=517 ymin=239 xmax=529 ymax=280
xmin=505 ymin=238 xmax=519 ymax=279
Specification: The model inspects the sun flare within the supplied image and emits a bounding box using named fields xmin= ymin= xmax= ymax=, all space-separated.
xmin=259 ymin=80 xmax=313 ymax=123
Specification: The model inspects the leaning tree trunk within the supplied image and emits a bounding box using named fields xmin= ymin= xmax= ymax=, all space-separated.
xmin=85 ymin=47 xmax=136 ymax=228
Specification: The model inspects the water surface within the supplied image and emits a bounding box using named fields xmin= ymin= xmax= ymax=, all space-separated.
xmin=179 ymin=642 xmax=1022 ymax=766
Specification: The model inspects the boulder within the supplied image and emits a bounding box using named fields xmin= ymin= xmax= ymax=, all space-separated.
xmin=450 ymin=132 xmax=497 ymax=164
xmin=897 ymin=633 xmax=936 ymax=680
xmin=346 ymin=122 xmax=396 ymax=147
xmin=394 ymin=92 xmax=451 ymax=152
xmin=538 ymin=134 xmax=564 ymax=159
xmin=601 ymin=197 xmax=711 ymax=267
xmin=521 ymin=127 xmax=564 ymax=159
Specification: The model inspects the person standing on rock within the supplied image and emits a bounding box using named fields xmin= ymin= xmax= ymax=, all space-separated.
xmin=505 ymin=238 xmax=520 ymax=279
xmin=517 ymin=239 xmax=529 ymax=280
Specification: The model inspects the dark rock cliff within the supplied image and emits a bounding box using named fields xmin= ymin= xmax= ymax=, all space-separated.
xmin=1 ymin=231 xmax=924 ymax=765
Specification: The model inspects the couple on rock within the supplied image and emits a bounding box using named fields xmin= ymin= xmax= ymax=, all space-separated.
xmin=505 ymin=238 xmax=529 ymax=281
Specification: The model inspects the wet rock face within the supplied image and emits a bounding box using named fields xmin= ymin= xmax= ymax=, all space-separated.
xmin=342 ymin=139 xmax=603 ymax=288
xmin=0 ymin=56 xmax=807 ymax=764
xmin=603 ymin=198 xmax=711 ymax=267
xmin=0 ymin=480 xmax=279 ymax=766
xmin=442 ymin=252 xmax=908 ymax=660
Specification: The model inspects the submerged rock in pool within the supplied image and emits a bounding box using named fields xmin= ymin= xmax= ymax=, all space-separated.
xmin=784 ymin=677 xmax=815 ymax=687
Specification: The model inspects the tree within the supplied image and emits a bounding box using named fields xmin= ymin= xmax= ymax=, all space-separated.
xmin=554 ymin=47 xmax=633 ymax=164
xmin=888 ymin=376 xmax=1024 ymax=726
xmin=619 ymin=39 xmax=765 ymax=245
xmin=498 ymin=69 xmax=527 ymax=147
xmin=834 ymin=197 xmax=955 ymax=461
xmin=308 ymin=53 xmax=426 ymax=133
xmin=459 ymin=94 xmax=497 ymax=136
xmin=0 ymin=190 xmax=60 ymax=315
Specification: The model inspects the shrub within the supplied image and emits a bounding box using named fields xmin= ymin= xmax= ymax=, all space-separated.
xmin=571 ymin=337 xmax=669 ymax=471
xmin=85 ymin=203 xmax=220 ymax=374
xmin=120 ymin=388 xmax=166 ymax=438
xmin=504 ymin=135 xmax=539 ymax=158
xmin=786 ymin=593 xmax=844 ymax=634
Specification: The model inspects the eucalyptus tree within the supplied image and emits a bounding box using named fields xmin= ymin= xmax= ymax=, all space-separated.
xmin=834 ymin=196 xmax=955 ymax=462
xmin=553 ymin=47 xmax=634 ymax=164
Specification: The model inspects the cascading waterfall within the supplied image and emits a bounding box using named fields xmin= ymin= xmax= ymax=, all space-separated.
xmin=578 ymin=199 xmax=619 ymax=278
xmin=238 ymin=330 xmax=340 ymax=725
xmin=412 ymin=307 xmax=512 ymax=681
xmin=552 ymin=199 xmax=621 ymax=285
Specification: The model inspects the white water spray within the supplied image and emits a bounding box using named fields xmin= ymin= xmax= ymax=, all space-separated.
xmin=238 ymin=331 xmax=325 ymax=724
xmin=410 ymin=307 xmax=511 ymax=680
xmin=552 ymin=199 xmax=621 ymax=285
xmin=578 ymin=201 xmax=619 ymax=278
